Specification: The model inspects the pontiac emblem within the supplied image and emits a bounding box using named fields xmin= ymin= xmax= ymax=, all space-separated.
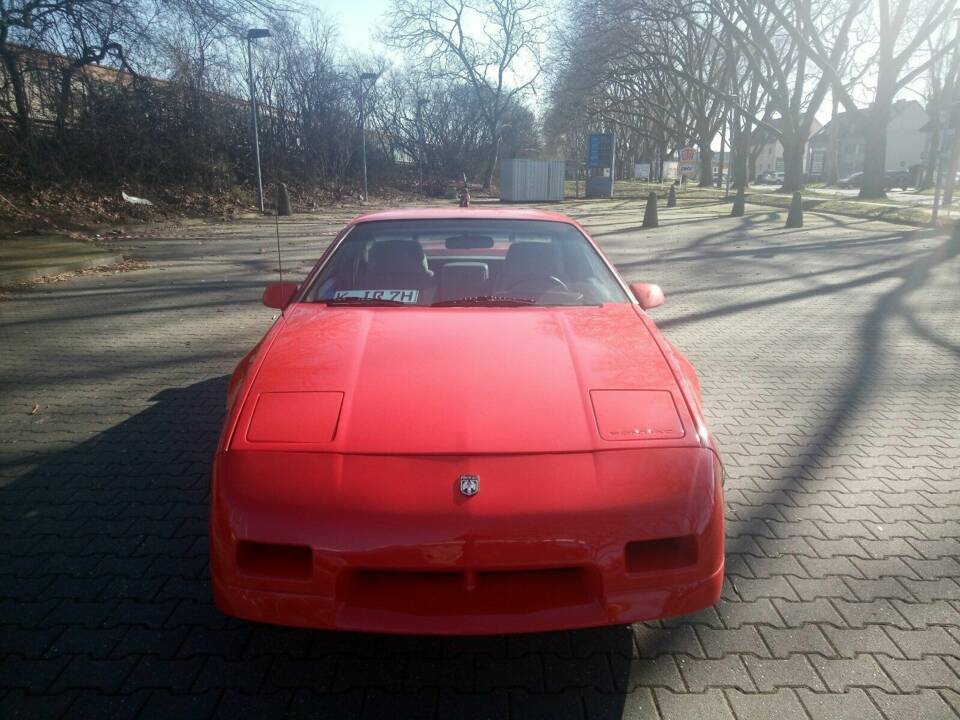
xmin=458 ymin=474 xmax=480 ymax=497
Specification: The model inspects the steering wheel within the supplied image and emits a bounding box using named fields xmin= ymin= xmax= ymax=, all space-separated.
xmin=505 ymin=276 xmax=568 ymax=296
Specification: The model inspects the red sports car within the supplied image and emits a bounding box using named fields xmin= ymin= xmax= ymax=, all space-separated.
xmin=211 ymin=208 xmax=723 ymax=634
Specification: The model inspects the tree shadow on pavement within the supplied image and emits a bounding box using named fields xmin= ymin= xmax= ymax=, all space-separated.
xmin=718 ymin=226 xmax=960 ymax=558
xmin=1 ymin=375 xmax=662 ymax=719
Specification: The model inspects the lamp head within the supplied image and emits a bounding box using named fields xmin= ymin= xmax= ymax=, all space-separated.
xmin=246 ymin=28 xmax=271 ymax=40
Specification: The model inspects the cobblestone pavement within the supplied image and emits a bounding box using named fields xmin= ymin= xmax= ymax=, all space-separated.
xmin=1 ymin=199 xmax=958 ymax=719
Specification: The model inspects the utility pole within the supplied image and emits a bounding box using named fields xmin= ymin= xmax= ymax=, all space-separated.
xmin=246 ymin=28 xmax=271 ymax=213
xmin=359 ymin=72 xmax=379 ymax=201
xmin=717 ymin=114 xmax=727 ymax=192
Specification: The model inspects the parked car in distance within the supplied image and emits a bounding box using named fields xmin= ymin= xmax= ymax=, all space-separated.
xmin=837 ymin=172 xmax=863 ymax=188
xmin=884 ymin=170 xmax=912 ymax=191
xmin=837 ymin=170 xmax=912 ymax=191
xmin=756 ymin=171 xmax=778 ymax=184
xmin=210 ymin=207 xmax=725 ymax=635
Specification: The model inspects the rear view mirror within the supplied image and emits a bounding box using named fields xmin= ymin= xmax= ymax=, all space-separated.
xmin=629 ymin=282 xmax=664 ymax=310
xmin=263 ymin=281 xmax=298 ymax=309
xmin=445 ymin=234 xmax=495 ymax=249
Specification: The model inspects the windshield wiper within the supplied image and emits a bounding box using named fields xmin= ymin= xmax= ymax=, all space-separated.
xmin=323 ymin=297 xmax=409 ymax=306
xmin=432 ymin=295 xmax=537 ymax=307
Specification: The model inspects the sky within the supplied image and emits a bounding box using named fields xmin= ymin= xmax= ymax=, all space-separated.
xmin=310 ymin=0 xmax=391 ymax=51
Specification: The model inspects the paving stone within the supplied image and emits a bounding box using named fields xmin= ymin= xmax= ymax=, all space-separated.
xmin=742 ymin=655 xmax=826 ymax=692
xmin=362 ymin=689 xmax=438 ymax=720
xmin=137 ymin=690 xmax=222 ymax=720
xmin=437 ymin=689 xmax=509 ymax=719
xmin=543 ymin=653 xmax=617 ymax=693
xmin=509 ymin=688 xmax=585 ymax=720
xmin=583 ymin=688 xmax=659 ymax=720
xmin=654 ymin=688 xmax=734 ymax=720
xmin=885 ymin=627 xmax=960 ymax=659
xmin=50 ymin=655 xmax=138 ymax=692
xmin=820 ymin=626 xmax=904 ymax=658
xmin=213 ymin=689 xmax=293 ymax=718
xmin=696 ymin=627 xmax=769 ymax=659
xmin=65 ymin=690 xmax=149 ymax=719
xmin=677 ymin=656 xmax=756 ymax=692
xmin=714 ymin=599 xmax=781 ymax=629
xmin=797 ymin=688 xmax=885 ymax=720
xmin=830 ymin=599 xmax=910 ymax=629
xmin=758 ymin=626 xmax=833 ymax=658
xmin=623 ymin=655 xmax=685 ymax=692
xmin=867 ymin=689 xmax=958 ymax=720
xmin=0 ymin=689 xmax=75 ymax=719
xmin=724 ymin=689 xmax=808 ymax=720
xmin=876 ymin=656 xmax=960 ymax=692
xmin=810 ymin=655 xmax=897 ymax=692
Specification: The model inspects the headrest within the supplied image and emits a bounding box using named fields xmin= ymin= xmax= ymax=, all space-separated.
xmin=501 ymin=242 xmax=563 ymax=279
xmin=441 ymin=262 xmax=489 ymax=282
xmin=367 ymin=240 xmax=429 ymax=275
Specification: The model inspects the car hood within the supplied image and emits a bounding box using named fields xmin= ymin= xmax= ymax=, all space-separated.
xmin=230 ymin=303 xmax=699 ymax=454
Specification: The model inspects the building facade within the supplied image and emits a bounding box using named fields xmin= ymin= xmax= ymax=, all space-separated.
xmin=807 ymin=100 xmax=929 ymax=181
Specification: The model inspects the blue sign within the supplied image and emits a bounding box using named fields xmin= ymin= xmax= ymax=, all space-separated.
xmin=587 ymin=133 xmax=614 ymax=168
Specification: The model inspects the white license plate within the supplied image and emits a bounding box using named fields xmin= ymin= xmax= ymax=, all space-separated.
xmin=333 ymin=289 xmax=420 ymax=303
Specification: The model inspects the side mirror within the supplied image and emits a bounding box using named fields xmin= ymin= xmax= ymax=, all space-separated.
xmin=263 ymin=281 xmax=298 ymax=309
xmin=630 ymin=282 xmax=664 ymax=310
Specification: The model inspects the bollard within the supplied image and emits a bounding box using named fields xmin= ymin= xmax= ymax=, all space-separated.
xmin=642 ymin=191 xmax=659 ymax=229
xmin=276 ymin=183 xmax=292 ymax=216
xmin=667 ymin=184 xmax=677 ymax=207
xmin=785 ymin=191 xmax=803 ymax=228
xmin=730 ymin=187 xmax=745 ymax=217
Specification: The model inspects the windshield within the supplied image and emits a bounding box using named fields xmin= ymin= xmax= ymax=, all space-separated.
xmin=303 ymin=218 xmax=630 ymax=307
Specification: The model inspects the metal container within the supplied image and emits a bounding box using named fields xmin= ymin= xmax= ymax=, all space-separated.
xmin=500 ymin=159 xmax=565 ymax=202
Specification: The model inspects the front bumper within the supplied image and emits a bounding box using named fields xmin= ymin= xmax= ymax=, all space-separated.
xmin=210 ymin=448 xmax=724 ymax=634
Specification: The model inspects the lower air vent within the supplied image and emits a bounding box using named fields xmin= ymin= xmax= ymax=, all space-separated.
xmin=236 ymin=540 xmax=313 ymax=579
xmin=625 ymin=536 xmax=698 ymax=574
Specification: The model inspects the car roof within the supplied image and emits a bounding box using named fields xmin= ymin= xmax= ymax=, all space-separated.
xmin=346 ymin=206 xmax=581 ymax=228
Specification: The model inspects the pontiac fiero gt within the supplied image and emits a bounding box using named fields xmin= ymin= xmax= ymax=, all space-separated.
xmin=210 ymin=208 xmax=724 ymax=634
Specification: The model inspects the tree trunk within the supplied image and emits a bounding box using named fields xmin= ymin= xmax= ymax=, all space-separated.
xmin=734 ymin=122 xmax=750 ymax=189
xmin=827 ymin=94 xmax=839 ymax=185
xmin=942 ymin=132 xmax=960 ymax=206
xmin=780 ymin=136 xmax=805 ymax=192
xmin=484 ymin=133 xmax=501 ymax=190
xmin=858 ymin=102 xmax=890 ymax=199
xmin=921 ymin=121 xmax=939 ymax=190
xmin=698 ymin=144 xmax=714 ymax=186
xmin=0 ymin=45 xmax=35 ymax=180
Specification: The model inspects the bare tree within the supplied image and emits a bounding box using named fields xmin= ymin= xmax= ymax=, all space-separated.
xmin=752 ymin=0 xmax=959 ymax=197
xmin=382 ymin=0 xmax=544 ymax=188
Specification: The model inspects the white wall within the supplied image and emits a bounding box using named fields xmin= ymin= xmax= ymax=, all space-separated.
xmin=755 ymin=142 xmax=783 ymax=173
xmin=885 ymin=103 xmax=929 ymax=171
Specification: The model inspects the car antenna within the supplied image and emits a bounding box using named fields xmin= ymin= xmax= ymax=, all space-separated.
xmin=273 ymin=194 xmax=285 ymax=317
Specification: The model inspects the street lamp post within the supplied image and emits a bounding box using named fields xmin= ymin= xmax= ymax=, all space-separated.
xmin=359 ymin=72 xmax=379 ymax=201
xmin=416 ymin=98 xmax=429 ymax=196
xmin=246 ymin=28 xmax=271 ymax=213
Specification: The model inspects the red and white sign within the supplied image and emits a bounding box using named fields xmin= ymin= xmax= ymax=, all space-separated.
xmin=679 ymin=147 xmax=697 ymax=163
